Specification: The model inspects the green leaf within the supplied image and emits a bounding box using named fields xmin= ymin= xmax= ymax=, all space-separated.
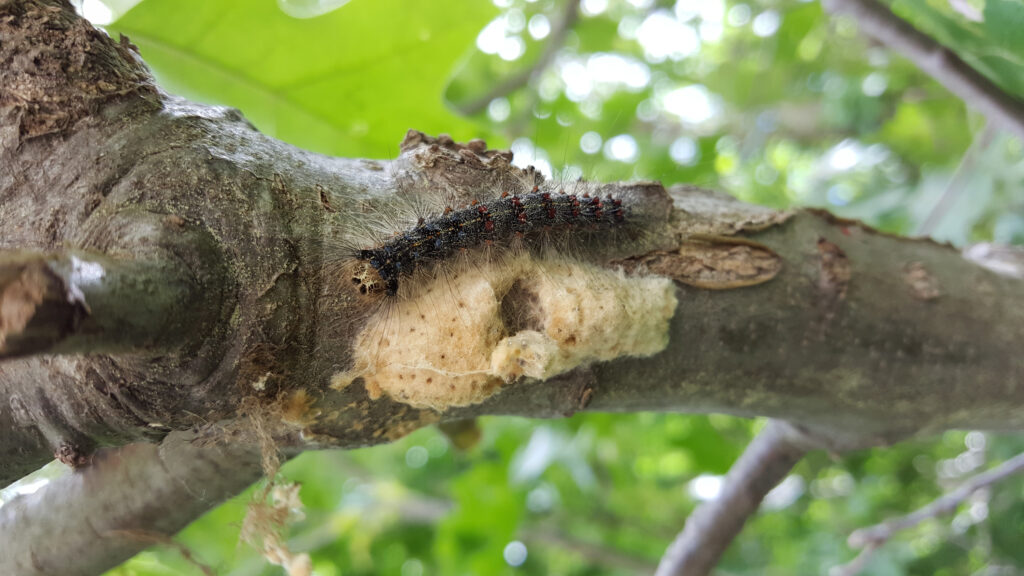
xmin=894 ymin=0 xmax=1024 ymax=98
xmin=983 ymin=0 xmax=1024 ymax=55
xmin=110 ymin=0 xmax=496 ymax=157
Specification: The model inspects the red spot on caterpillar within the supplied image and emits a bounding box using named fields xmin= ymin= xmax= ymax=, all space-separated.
xmin=540 ymin=192 xmax=557 ymax=219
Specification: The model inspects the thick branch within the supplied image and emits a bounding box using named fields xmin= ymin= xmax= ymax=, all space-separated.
xmin=1 ymin=1 xmax=1023 ymax=573
xmin=824 ymin=0 xmax=1024 ymax=140
xmin=0 ymin=432 xmax=263 ymax=576
xmin=654 ymin=421 xmax=812 ymax=576
xmin=0 ymin=248 xmax=211 ymax=485
xmin=0 ymin=244 xmax=229 ymax=487
xmin=0 ymin=0 xmax=154 ymax=144
xmin=447 ymin=198 xmax=1024 ymax=449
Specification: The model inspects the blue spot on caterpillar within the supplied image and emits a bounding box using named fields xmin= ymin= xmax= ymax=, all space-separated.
xmin=349 ymin=185 xmax=631 ymax=298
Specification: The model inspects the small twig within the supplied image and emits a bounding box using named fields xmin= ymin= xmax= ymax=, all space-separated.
xmin=654 ymin=420 xmax=814 ymax=576
xmin=456 ymin=0 xmax=580 ymax=116
xmin=917 ymin=122 xmax=998 ymax=237
xmin=823 ymin=0 xmax=1024 ymax=141
xmin=832 ymin=451 xmax=1024 ymax=576
xmin=849 ymin=451 xmax=1024 ymax=546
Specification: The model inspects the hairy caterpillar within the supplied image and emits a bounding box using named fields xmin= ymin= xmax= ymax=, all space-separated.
xmin=348 ymin=184 xmax=629 ymax=298
xmin=329 ymin=132 xmax=677 ymax=411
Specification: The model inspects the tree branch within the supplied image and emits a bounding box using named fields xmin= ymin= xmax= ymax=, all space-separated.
xmin=852 ymin=450 xmax=1024 ymax=542
xmin=0 ymin=244 xmax=229 ymax=488
xmin=0 ymin=432 xmax=263 ymax=576
xmin=2 ymin=2 xmax=1024 ymax=573
xmin=654 ymin=420 xmax=813 ymax=576
xmin=823 ymin=0 xmax=1024 ymax=141
xmin=832 ymin=450 xmax=1024 ymax=576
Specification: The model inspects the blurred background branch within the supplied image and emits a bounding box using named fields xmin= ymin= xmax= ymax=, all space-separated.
xmin=833 ymin=451 xmax=1024 ymax=576
xmin=917 ymin=122 xmax=998 ymax=237
xmin=455 ymin=0 xmax=580 ymax=116
xmin=824 ymin=0 xmax=1024 ymax=140
xmin=655 ymin=421 xmax=815 ymax=576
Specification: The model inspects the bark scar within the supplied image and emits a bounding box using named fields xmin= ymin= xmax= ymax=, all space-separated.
xmin=817 ymin=238 xmax=851 ymax=300
xmin=615 ymin=235 xmax=782 ymax=290
xmin=0 ymin=264 xmax=48 ymax=349
xmin=903 ymin=261 xmax=940 ymax=301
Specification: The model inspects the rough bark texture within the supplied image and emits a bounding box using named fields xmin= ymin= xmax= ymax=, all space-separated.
xmin=0 ymin=1 xmax=1022 ymax=575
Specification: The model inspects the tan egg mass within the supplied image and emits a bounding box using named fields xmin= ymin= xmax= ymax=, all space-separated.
xmin=331 ymin=255 xmax=677 ymax=411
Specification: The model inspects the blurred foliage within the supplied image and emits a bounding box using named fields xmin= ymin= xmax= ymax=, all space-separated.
xmin=59 ymin=0 xmax=1024 ymax=573
xmin=107 ymin=0 xmax=494 ymax=156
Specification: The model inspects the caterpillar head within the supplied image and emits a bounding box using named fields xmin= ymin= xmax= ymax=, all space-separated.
xmin=345 ymin=260 xmax=389 ymax=299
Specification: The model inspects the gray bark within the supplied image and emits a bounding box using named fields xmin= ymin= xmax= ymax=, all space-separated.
xmin=0 ymin=1 xmax=1022 ymax=574
xmin=0 ymin=432 xmax=262 ymax=576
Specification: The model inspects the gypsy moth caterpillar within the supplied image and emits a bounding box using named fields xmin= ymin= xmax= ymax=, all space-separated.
xmin=349 ymin=185 xmax=627 ymax=297
xmin=327 ymin=132 xmax=678 ymax=411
